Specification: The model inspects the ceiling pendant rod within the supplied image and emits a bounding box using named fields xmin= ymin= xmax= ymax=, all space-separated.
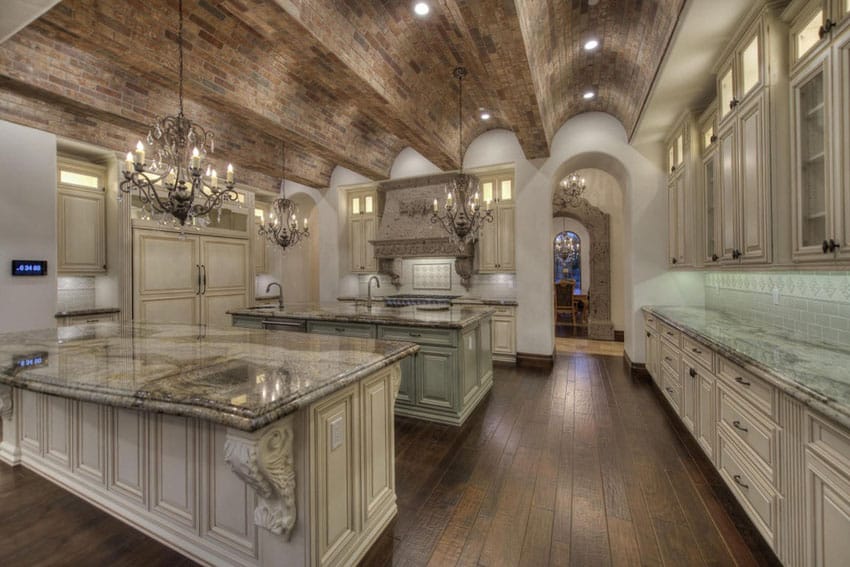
xmin=178 ymin=0 xmax=184 ymax=116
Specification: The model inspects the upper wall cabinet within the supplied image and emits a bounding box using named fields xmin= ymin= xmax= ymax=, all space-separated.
xmin=785 ymin=0 xmax=850 ymax=263
xmin=348 ymin=187 xmax=379 ymax=274
xmin=477 ymin=171 xmax=515 ymax=273
xmin=700 ymin=104 xmax=722 ymax=265
xmin=665 ymin=113 xmax=700 ymax=267
xmin=713 ymin=3 xmax=789 ymax=266
xmin=57 ymin=157 xmax=106 ymax=274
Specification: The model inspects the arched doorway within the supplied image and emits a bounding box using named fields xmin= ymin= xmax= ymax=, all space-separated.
xmin=553 ymin=230 xmax=582 ymax=289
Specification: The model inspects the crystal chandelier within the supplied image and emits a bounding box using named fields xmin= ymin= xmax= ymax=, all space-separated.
xmin=257 ymin=144 xmax=309 ymax=251
xmin=120 ymin=0 xmax=237 ymax=228
xmin=431 ymin=66 xmax=493 ymax=245
xmin=555 ymin=173 xmax=587 ymax=208
xmin=555 ymin=232 xmax=580 ymax=264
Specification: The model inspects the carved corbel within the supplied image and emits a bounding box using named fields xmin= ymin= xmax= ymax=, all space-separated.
xmin=0 ymin=385 xmax=12 ymax=419
xmin=391 ymin=365 xmax=402 ymax=401
xmin=377 ymin=258 xmax=403 ymax=288
xmin=224 ymin=416 xmax=296 ymax=539
xmin=454 ymin=256 xmax=473 ymax=290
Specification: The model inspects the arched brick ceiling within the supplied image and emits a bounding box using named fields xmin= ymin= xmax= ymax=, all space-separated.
xmin=0 ymin=0 xmax=684 ymax=188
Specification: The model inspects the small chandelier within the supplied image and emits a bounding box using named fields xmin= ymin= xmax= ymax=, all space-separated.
xmin=555 ymin=232 xmax=580 ymax=264
xmin=431 ymin=66 xmax=493 ymax=245
xmin=120 ymin=0 xmax=237 ymax=228
xmin=257 ymin=143 xmax=309 ymax=251
xmin=555 ymin=173 xmax=587 ymax=208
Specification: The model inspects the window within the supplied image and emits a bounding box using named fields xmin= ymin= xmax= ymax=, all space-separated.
xmin=553 ymin=230 xmax=581 ymax=292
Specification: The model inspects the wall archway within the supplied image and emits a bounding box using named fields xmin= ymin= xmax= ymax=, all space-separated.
xmin=553 ymin=197 xmax=614 ymax=340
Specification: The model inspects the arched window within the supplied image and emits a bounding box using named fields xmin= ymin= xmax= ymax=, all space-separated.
xmin=554 ymin=231 xmax=581 ymax=292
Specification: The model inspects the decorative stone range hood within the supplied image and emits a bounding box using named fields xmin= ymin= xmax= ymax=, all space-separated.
xmin=371 ymin=173 xmax=475 ymax=289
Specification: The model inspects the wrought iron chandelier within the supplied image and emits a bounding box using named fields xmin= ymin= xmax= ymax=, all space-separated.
xmin=119 ymin=0 xmax=237 ymax=228
xmin=555 ymin=173 xmax=587 ymax=208
xmin=257 ymin=144 xmax=309 ymax=251
xmin=554 ymin=232 xmax=580 ymax=264
xmin=431 ymin=66 xmax=493 ymax=245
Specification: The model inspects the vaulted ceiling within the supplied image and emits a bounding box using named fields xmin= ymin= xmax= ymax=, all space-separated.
xmin=0 ymin=0 xmax=685 ymax=189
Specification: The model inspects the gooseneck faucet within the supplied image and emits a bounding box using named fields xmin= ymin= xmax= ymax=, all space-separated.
xmin=266 ymin=282 xmax=284 ymax=309
xmin=367 ymin=276 xmax=381 ymax=309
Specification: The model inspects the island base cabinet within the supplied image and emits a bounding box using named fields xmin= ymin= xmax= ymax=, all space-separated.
xmin=0 ymin=364 xmax=403 ymax=567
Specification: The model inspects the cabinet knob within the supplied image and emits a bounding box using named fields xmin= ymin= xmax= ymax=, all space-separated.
xmin=689 ymin=367 xmax=697 ymax=378
xmin=710 ymin=134 xmax=718 ymax=143
xmin=729 ymin=99 xmax=739 ymax=110
xmin=734 ymin=376 xmax=751 ymax=387
xmin=670 ymin=165 xmax=676 ymax=173
xmin=711 ymin=254 xmax=719 ymax=262
xmin=671 ymin=257 xmax=678 ymax=265
xmin=646 ymin=331 xmax=651 ymax=338
xmin=819 ymin=19 xmax=836 ymax=39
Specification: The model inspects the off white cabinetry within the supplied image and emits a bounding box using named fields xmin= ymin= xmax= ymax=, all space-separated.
xmin=700 ymin=105 xmax=722 ymax=265
xmin=665 ymin=113 xmax=700 ymax=267
xmin=477 ymin=172 xmax=515 ymax=273
xmin=348 ymin=188 xmax=378 ymax=274
xmin=57 ymin=311 xmax=119 ymax=326
xmin=785 ymin=0 xmax=850 ymax=263
xmin=253 ymin=203 xmax=268 ymax=274
xmin=490 ymin=305 xmax=516 ymax=362
xmin=133 ymin=229 xmax=249 ymax=327
xmin=714 ymin=4 xmax=788 ymax=265
xmin=57 ymin=158 xmax=106 ymax=274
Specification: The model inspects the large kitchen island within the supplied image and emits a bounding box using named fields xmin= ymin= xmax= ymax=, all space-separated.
xmin=230 ymin=303 xmax=495 ymax=426
xmin=0 ymin=323 xmax=418 ymax=567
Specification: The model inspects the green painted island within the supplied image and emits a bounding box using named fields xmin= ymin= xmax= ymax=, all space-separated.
xmin=231 ymin=303 xmax=495 ymax=426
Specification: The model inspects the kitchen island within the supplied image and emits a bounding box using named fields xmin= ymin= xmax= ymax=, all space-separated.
xmin=0 ymin=322 xmax=418 ymax=567
xmin=231 ymin=303 xmax=494 ymax=426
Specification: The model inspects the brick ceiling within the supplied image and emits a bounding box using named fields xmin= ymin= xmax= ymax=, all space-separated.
xmin=0 ymin=0 xmax=684 ymax=189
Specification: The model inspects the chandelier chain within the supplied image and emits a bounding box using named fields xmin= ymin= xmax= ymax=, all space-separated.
xmin=178 ymin=0 xmax=184 ymax=116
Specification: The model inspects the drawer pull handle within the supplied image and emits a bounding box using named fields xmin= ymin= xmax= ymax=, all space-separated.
xmin=334 ymin=327 xmax=346 ymax=333
xmin=732 ymin=420 xmax=749 ymax=433
xmin=665 ymin=387 xmax=675 ymax=394
xmin=691 ymin=348 xmax=703 ymax=354
xmin=735 ymin=376 xmax=751 ymax=387
xmin=664 ymin=356 xmax=673 ymax=362
xmin=409 ymin=333 xmax=422 ymax=338
xmin=86 ymin=319 xmax=98 ymax=323
xmin=666 ymin=331 xmax=675 ymax=336
xmin=689 ymin=368 xmax=697 ymax=378
xmin=733 ymin=474 xmax=749 ymax=490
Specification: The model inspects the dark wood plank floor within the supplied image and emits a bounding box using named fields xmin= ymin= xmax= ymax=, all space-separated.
xmin=0 ymin=353 xmax=780 ymax=566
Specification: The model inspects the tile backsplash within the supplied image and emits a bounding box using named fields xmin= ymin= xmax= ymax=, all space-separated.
xmin=705 ymin=271 xmax=850 ymax=349
xmin=57 ymin=276 xmax=96 ymax=312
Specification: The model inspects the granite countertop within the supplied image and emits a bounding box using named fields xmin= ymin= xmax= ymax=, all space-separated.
xmin=644 ymin=306 xmax=850 ymax=429
xmin=338 ymin=296 xmax=518 ymax=307
xmin=55 ymin=307 xmax=121 ymax=318
xmin=230 ymin=302 xmax=495 ymax=329
xmin=0 ymin=322 xmax=418 ymax=432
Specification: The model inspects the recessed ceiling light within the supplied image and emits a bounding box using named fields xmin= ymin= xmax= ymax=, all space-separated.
xmin=480 ymin=111 xmax=491 ymax=120
xmin=414 ymin=2 xmax=430 ymax=16
xmin=584 ymin=39 xmax=599 ymax=51
xmin=583 ymin=90 xmax=595 ymax=100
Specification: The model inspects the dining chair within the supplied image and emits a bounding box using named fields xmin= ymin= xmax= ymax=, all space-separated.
xmin=554 ymin=279 xmax=576 ymax=326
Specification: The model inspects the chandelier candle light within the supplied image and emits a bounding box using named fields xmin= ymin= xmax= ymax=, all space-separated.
xmin=120 ymin=0 xmax=238 ymax=228
xmin=431 ymin=66 xmax=493 ymax=245
xmin=257 ymin=143 xmax=309 ymax=251
xmin=555 ymin=173 xmax=587 ymax=208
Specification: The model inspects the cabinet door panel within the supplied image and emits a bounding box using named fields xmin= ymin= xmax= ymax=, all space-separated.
xmin=460 ymin=328 xmax=479 ymax=404
xmin=203 ymin=293 xmax=248 ymax=329
xmin=837 ymin=28 xmax=850 ymax=260
xmin=676 ymin=175 xmax=688 ymax=264
xmin=681 ymin=363 xmax=698 ymax=434
xmin=478 ymin=215 xmax=498 ymax=272
xmin=697 ymin=374 xmax=715 ymax=460
xmin=805 ymin=452 xmax=850 ymax=567
xmin=497 ymin=204 xmax=515 ymax=271
xmin=58 ymin=188 xmax=105 ymax=273
xmin=719 ymin=122 xmax=738 ymax=261
xmin=415 ymin=347 xmax=457 ymax=411
xmin=738 ymin=95 xmax=769 ymax=262
xmin=134 ymin=231 xmax=200 ymax=296
xmin=396 ymin=355 xmax=415 ymax=404
xmin=202 ymin=238 xmax=249 ymax=293
xmin=350 ymin=218 xmax=365 ymax=272
xmin=361 ymin=371 xmax=393 ymax=524
xmin=363 ymin=216 xmax=377 ymax=272
xmin=492 ymin=317 xmax=515 ymax=355
xmin=44 ymin=395 xmax=71 ymax=468
xmin=703 ymin=153 xmax=719 ymax=263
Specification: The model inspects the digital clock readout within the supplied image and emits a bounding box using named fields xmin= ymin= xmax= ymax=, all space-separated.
xmin=11 ymin=260 xmax=47 ymax=276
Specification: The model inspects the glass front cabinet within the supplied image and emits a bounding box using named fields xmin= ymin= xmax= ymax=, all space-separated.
xmin=785 ymin=0 xmax=850 ymax=262
xmin=665 ymin=112 xmax=698 ymax=267
xmin=699 ymin=104 xmax=721 ymax=265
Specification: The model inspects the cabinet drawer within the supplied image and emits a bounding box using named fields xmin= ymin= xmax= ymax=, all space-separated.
xmin=682 ymin=335 xmax=713 ymax=372
xmin=491 ymin=306 xmax=515 ymax=317
xmin=308 ymin=321 xmax=376 ymax=339
xmin=660 ymin=342 xmax=681 ymax=375
xmin=659 ymin=322 xmax=682 ymax=347
xmin=644 ymin=312 xmax=658 ymax=331
xmin=61 ymin=313 xmax=117 ymax=326
xmin=717 ymin=357 xmax=775 ymax=418
xmin=717 ymin=432 xmax=778 ymax=548
xmin=661 ymin=366 xmax=681 ymax=414
xmin=718 ymin=385 xmax=778 ymax=482
xmin=378 ymin=325 xmax=455 ymax=347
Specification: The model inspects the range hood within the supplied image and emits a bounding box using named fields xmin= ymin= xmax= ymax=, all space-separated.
xmin=370 ymin=173 xmax=475 ymax=289
xmin=371 ymin=173 xmax=471 ymax=259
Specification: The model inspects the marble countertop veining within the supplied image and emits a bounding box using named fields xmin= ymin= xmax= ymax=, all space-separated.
xmin=230 ymin=302 xmax=495 ymax=329
xmin=0 ymin=322 xmax=418 ymax=432
xmin=643 ymin=306 xmax=850 ymax=429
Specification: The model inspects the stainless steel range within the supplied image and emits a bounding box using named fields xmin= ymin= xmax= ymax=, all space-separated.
xmin=383 ymin=294 xmax=460 ymax=307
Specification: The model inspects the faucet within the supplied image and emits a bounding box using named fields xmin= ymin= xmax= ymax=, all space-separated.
xmin=367 ymin=276 xmax=381 ymax=309
xmin=265 ymin=282 xmax=284 ymax=309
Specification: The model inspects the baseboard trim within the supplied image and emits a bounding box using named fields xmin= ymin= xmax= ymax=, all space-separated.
xmin=614 ymin=330 xmax=625 ymax=342
xmin=624 ymin=350 xmax=650 ymax=381
xmin=517 ymin=352 xmax=554 ymax=369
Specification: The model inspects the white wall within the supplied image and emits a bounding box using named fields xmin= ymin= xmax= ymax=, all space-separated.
xmin=0 ymin=120 xmax=57 ymax=332
xmin=389 ymin=147 xmax=441 ymax=179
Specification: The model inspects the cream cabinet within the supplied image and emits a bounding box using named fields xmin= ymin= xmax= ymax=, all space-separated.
xmin=700 ymin=105 xmax=722 ymax=265
xmin=57 ymin=311 xmax=118 ymax=327
xmin=253 ymin=202 xmax=268 ymax=274
xmin=713 ymin=5 xmax=788 ymax=266
xmin=347 ymin=188 xmax=378 ymax=273
xmin=133 ymin=229 xmax=249 ymax=327
xmin=477 ymin=172 xmax=515 ymax=273
xmin=785 ymin=0 xmax=850 ymax=263
xmin=57 ymin=158 xmax=106 ymax=274
xmin=665 ymin=113 xmax=699 ymax=267
xmin=490 ymin=305 xmax=516 ymax=363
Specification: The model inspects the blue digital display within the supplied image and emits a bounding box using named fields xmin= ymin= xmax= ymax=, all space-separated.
xmin=13 ymin=351 xmax=48 ymax=371
xmin=11 ymin=260 xmax=47 ymax=276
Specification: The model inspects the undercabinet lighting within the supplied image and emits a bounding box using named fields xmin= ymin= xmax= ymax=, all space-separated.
xmin=583 ymin=90 xmax=596 ymax=100
xmin=414 ymin=2 xmax=430 ymax=16
xmin=584 ymin=39 xmax=599 ymax=51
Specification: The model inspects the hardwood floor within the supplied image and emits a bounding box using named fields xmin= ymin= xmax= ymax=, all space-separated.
xmin=0 ymin=353 xmax=779 ymax=566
